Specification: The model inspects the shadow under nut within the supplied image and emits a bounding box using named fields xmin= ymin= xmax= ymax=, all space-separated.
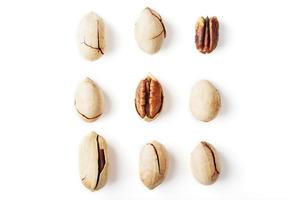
xmin=135 ymin=75 xmax=163 ymax=121
xmin=79 ymin=132 xmax=108 ymax=191
xmin=139 ymin=141 xmax=168 ymax=189
xmin=135 ymin=7 xmax=166 ymax=54
xmin=75 ymin=77 xmax=104 ymax=122
xmin=191 ymin=141 xmax=220 ymax=185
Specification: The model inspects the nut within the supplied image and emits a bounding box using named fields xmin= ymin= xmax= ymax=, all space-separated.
xmin=191 ymin=141 xmax=220 ymax=185
xmin=135 ymin=7 xmax=166 ymax=54
xmin=139 ymin=141 xmax=168 ymax=189
xmin=195 ymin=16 xmax=219 ymax=54
xmin=189 ymin=80 xmax=221 ymax=122
xmin=77 ymin=12 xmax=106 ymax=61
xmin=79 ymin=132 xmax=108 ymax=191
xmin=75 ymin=78 xmax=104 ymax=122
xmin=135 ymin=74 xmax=163 ymax=121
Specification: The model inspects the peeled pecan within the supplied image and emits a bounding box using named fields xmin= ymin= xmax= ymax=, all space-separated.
xmin=195 ymin=16 xmax=219 ymax=54
xmin=135 ymin=75 xmax=163 ymax=121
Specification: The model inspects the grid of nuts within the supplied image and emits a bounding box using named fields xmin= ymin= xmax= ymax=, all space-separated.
xmin=75 ymin=7 xmax=223 ymax=192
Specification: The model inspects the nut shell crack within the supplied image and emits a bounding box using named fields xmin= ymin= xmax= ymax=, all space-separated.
xmin=201 ymin=141 xmax=219 ymax=178
xmin=75 ymin=102 xmax=102 ymax=120
xmin=81 ymin=20 xmax=104 ymax=55
xmin=146 ymin=7 xmax=166 ymax=38
xmin=148 ymin=143 xmax=161 ymax=174
xmin=95 ymin=135 xmax=106 ymax=190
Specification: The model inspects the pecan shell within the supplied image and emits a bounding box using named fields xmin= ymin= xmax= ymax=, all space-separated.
xmin=139 ymin=141 xmax=169 ymax=189
xmin=79 ymin=132 xmax=108 ymax=191
xmin=191 ymin=141 xmax=220 ymax=185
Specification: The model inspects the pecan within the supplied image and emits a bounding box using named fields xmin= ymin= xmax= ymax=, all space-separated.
xmin=135 ymin=7 xmax=166 ymax=54
xmin=195 ymin=16 xmax=219 ymax=54
xmin=79 ymin=132 xmax=108 ymax=191
xmin=135 ymin=75 xmax=163 ymax=121
xmin=77 ymin=12 xmax=106 ymax=61
xmin=139 ymin=141 xmax=169 ymax=189
xmin=75 ymin=78 xmax=104 ymax=122
xmin=189 ymin=80 xmax=221 ymax=122
xmin=191 ymin=141 xmax=221 ymax=185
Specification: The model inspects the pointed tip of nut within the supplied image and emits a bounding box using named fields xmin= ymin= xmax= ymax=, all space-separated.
xmin=146 ymin=73 xmax=157 ymax=81
xmin=86 ymin=11 xmax=98 ymax=17
xmin=143 ymin=7 xmax=160 ymax=18
xmin=84 ymin=77 xmax=93 ymax=82
xmin=144 ymin=7 xmax=151 ymax=11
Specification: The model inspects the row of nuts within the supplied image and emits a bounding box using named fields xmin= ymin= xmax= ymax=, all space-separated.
xmin=77 ymin=8 xmax=219 ymax=61
xmin=79 ymin=132 xmax=221 ymax=191
xmin=74 ymin=76 xmax=221 ymax=122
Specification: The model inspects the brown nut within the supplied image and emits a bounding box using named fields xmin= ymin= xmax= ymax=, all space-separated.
xmin=135 ymin=74 xmax=163 ymax=121
xmin=195 ymin=16 xmax=219 ymax=54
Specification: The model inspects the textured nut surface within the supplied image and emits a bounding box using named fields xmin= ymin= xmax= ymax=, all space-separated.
xmin=191 ymin=141 xmax=220 ymax=185
xmin=79 ymin=132 xmax=108 ymax=191
xmin=77 ymin=12 xmax=105 ymax=61
xmin=135 ymin=7 xmax=166 ymax=54
xmin=195 ymin=16 xmax=219 ymax=54
xmin=135 ymin=75 xmax=163 ymax=121
xmin=139 ymin=141 xmax=168 ymax=189
xmin=75 ymin=78 xmax=104 ymax=122
xmin=190 ymin=80 xmax=221 ymax=122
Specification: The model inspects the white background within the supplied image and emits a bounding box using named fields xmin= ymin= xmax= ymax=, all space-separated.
xmin=0 ymin=0 xmax=299 ymax=199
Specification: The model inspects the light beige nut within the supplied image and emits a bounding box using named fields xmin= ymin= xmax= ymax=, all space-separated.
xmin=139 ymin=141 xmax=168 ymax=189
xmin=191 ymin=141 xmax=220 ymax=185
xmin=79 ymin=132 xmax=108 ymax=191
xmin=135 ymin=74 xmax=163 ymax=121
xmin=135 ymin=7 xmax=166 ymax=54
xmin=77 ymin=12 xmax=105 ymax=61
xmin=75 ymin=78 xmax=104 ymax=122
xmin=189 ymin=80 xmax=221 ymax=122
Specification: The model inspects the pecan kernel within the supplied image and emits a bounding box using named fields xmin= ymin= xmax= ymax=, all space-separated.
xmin=195 ymin=16 xmax=219 ymax=54
xmin=135 ymin=75 xmax=163 ymax=121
